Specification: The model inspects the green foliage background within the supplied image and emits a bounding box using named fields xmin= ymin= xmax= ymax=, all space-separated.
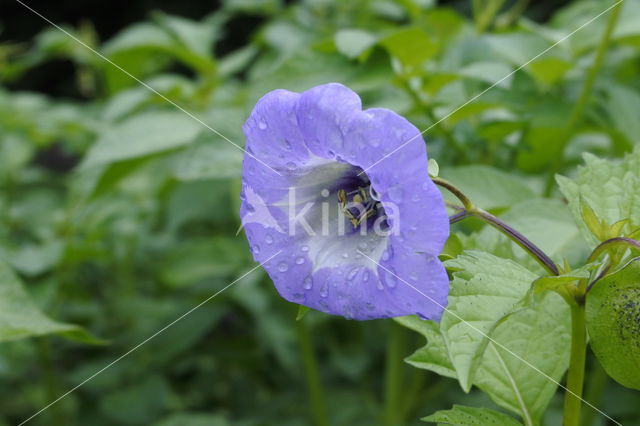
xmin=1 ymin=0 xmax=639 ymax=425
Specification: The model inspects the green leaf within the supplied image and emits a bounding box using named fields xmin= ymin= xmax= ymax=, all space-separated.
xmin=526 ymin=57 xmax=572 ymax=87
xmin=380 ymin=27 xmax=439 ymax=69
xmin=441 ymin=251 xmax=538 ymax=392
xmin=334 ymin=29 xmax=377 ymax=60
xmin=423 ymin=405 xmax=521 ymax=425
xmin=0 ymin=261 xmax=99 ymax=343
xmin=532 ymin=265 xmax=591 ymax=304
xmin=556 ymin=147 xmax=640 ymax=247
xmin=586 ymin=257 xmax=640 ymax=390
xmin=440 ymin=166 xmax=535 ymax=211
xmin=173 ymin=131 xmax=243 ymax=181
xmin=395 ymin=316 xmax=456 ymax=379
xmin=472 ymin=292 xmax=570 ymax=424
xmin=81 ymin=111 xmax=203 ymax=168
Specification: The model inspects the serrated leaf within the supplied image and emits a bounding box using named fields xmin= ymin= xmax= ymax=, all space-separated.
xmin=0 ymin=261 xmax=99 ymax=343
xmin=423 ymin=404 xmax=521 ymax=425
xmin=395 ymin=316 xmax=456 ymax=379
xmin=586 ymin=257 xmax=640 ymax=390
xmin=441 ymin=251 xmax=538 ymax=392
xmin=81 ymin=111 xmax=202 ymax=169
xmin=557 ymin=147 xmax=640 ymax=247
xmin=472 ymin=291 xmax=570 ymax=424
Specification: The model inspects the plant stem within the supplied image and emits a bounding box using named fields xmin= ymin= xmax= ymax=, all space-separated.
xmin=384 ymin=322 xmax=406 ymax=426
xmin=473 ymin=207 xmax=560 ymax=276
xmin=564 ymin=303 xmax=588 ymax=426
xmin=37 ymin=338 xmax=65 ymax=426
xmin=587 ymin=237 xmax=640 ymax=264
xmin=580 ymin=360 xmax=609 ymax=426
xmin=433 ymin=177 xmax=559 ymax=275
xmin=296 ymin=319 xmax=329 ymax=426
xmin=544 ymin=1 xmax=621 ymax=195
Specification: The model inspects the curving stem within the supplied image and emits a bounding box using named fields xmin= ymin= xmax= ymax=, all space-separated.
xmin=433 ymin=177 xmax=559 ymax=276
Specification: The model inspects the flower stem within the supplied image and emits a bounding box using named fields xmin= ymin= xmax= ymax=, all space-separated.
xmin=563 ymin=302 xmax=587 ymax=426
xmin=433 ymin=177 xmax=559 ymax=275
xmin=580 ymin=361 xmax=609 ymax=426
xmin=472 ymin=207 xmax=559 ymax=276
xmin=296 ymin=318 xmax=329 ymax=426
xmin=384 ymin=322 xmax=406 ymax=426
xmin=587 ymin=237 xmax=640 ymax=264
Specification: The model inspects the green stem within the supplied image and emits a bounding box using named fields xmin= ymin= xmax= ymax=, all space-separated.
xmin=564 ymin=303 xmax=588 ymax=426
xmin=384 ymin=322 xmax=406 ymax=426
xmin=37 ymin=339 xmax=65 ymax=426
xmin=580 ymin=360 xmax=609 ymax=426
xmin=296 ymin=319 xmax=329 ymax=426
xmin=544 ymin=1 xmax=621 ymax=195
xmin=433 ymin=177 xmax=559 ymax=275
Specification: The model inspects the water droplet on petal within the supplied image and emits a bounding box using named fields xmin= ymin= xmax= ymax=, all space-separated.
xmin=386 ymin=269 xmax=398 ymax=288
xmin=277 ymin=261 xmax=288 ymax=272
xmin=388 ymin=186 xmax=403 ymax=202
xmin=365 ymin=302 xmax=375 ymax=311
xmin=295 ymin=256 xmax=305 ymax=265
xmin=320 ymin=282 xmax=328 ymax=297
xmin=303 ymin=276 xmax=313 ymax=290
xmin=342 ymin=252 xmax=349 ymax=259
xmin=258 ymin=119 xmax=267 ymax=130
xmin=363 ymin=270 xmax=370 ymax=282
xmin=265 ymin=234 xmax=274 ymax=244
xmin=382 ymin=248 xmax=393 ymax=261
xmin=286 ymin=162 xmax=297 ymax=171
xmin=347 ymin=267 xmax=359 ymax=281
xmin=252 ymin=244 xmax=260 ymax=254
xmin=301 ymin=245 xmax=309 ymax=252
xmin=282 ymin=139 xmax=292 ymax=151
xmin=376 ymin=281 xmax=384 ymax=291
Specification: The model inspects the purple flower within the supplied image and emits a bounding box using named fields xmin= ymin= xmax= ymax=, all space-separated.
xmin=240 ymin=83 xmax=450 ymax=320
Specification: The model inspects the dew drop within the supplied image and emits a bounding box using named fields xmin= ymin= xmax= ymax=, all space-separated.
xmin=286 ymin=162 xmax=297 ymax=171
xmin=303 ymin=276 xmax=313 ymax=290
xmin=295 ymin=256 xmax=305 ymax=265
xmin=365 ymin=302 xmax=375 ymax=311
xmin=386 ymin=269 xmax=398 ymax=288
xmin=265 ymin=234 xmax=274 ymax=244
xmin=277 ymin=261 xmax=289 ymax=272
xmin=282 ymin=139 xmax=292 ymax=151
xmin=388 ymin=186 xmax=403 ymax=202
xmin=363 ymin=270 xmax=370 ymax=282
xmin=382 ymin=247 xmax=393 ymax=261
xmin=320 ymin=283 xmax=328 ymax=298
xmin=377 ymin=281 xmax=384 ymax=291
xmin=347 ymin=267 xmax=359 ymax=281
xmin=342 ymin=252 xmax=349 ymax=259
xmin=258 ymin=119 xmax=267 ymax=130
xmin=252 ymin=244 xmax=260 ymax=254
xmin=301 ymin=245 xmax=310 ymax=252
